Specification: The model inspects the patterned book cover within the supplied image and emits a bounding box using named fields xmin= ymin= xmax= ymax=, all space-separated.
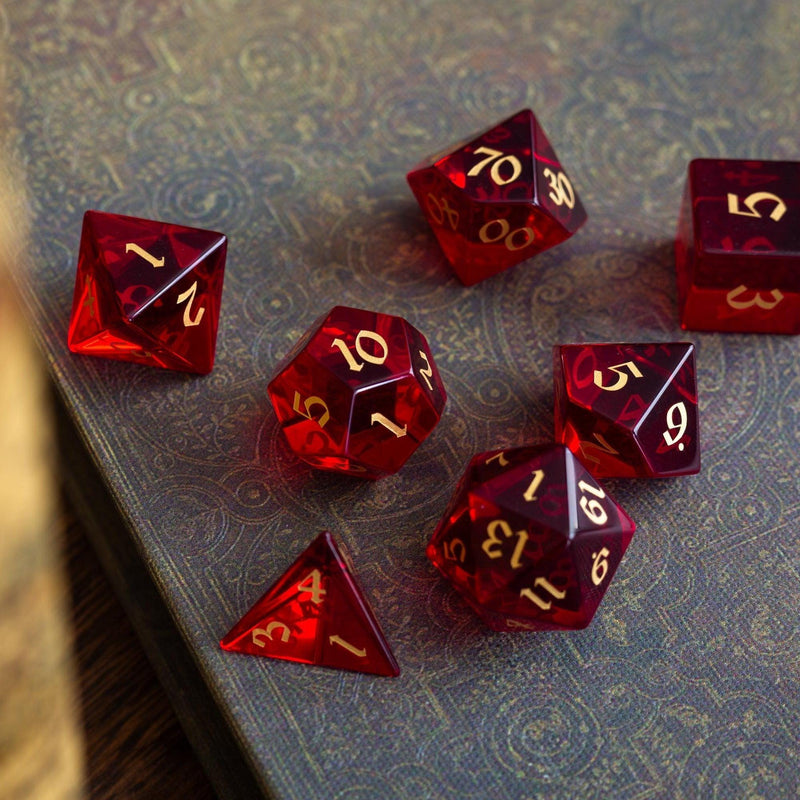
xmin=4 ymin=2 xmax=800 ymax=798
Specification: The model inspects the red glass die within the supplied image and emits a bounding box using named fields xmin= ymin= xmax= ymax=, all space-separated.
xmin=407 ymin=108 xmax=587 ymax=285
xmin=427 ymin=444 xmax=634 ymax=631
xmin=554 ymin=342 xmax=700 ymax=479
xmin=221 ymin=531 xmax=399 ymax=677
xmin=67 ymin=210 xmax=227 ymax=373
xmin=675 ymin=158 xmax=800 ymax=334
xmin=267 ymin=306 xmax=447 ymax=479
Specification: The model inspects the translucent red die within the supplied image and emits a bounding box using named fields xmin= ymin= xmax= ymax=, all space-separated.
xmin=427 ymin=444 xmax=634 ymax=631
xmin=554 ymin=342 xmax=700 ymax=479
xmin=221 ymin=531 xmax=399 ymax=677
xmin=675 ymin=158 xmax=800 ymax=334
xmin=407 ymin=108 xmax=587 ymax=285
xmin=267 ymin=306 xmax=447 ymax=479
xmin=67 ymin=210 xmax=227 ymax=373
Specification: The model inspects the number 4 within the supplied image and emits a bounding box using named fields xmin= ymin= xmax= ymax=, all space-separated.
xmin=297 ymin=569 xmax=326 ymax=604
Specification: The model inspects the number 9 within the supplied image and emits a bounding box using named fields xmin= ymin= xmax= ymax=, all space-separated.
xmin=662 ymin=401 xmax=688 ymax=448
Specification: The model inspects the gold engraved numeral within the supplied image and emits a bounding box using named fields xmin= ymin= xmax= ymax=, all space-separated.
xmin=331 ymin=329 xmax=389 ymax=372
xmin=252 ymin=621 xmax=291 ymax=647
xmin=82 ymin=274 xmax=97 ymax=317
xmin=579 ymin=432 xmax=620 ymax=467
xmin=577 ymin=479 xmax=608 ymax=526
xmin=370 ymin=412 xmax=407 ymax=438
xmin=479 ymin=218 xmax=535 ymax=251
xmin=292 ymin=391 xmax=330 ymax=428
xmin=726 ymin=285 xmax=784 ymax=310
xmin=176 ymin=280 xmax=205 ymax=327
xmin=125 ymin=242 xmax=165 ymax=268
xmin=442 ymin=538 xmax=466 ymax=563
xmin=662 ymin=401 xmax=688 ymax=451
xmin=482 ymin=519 xmax=528 ymax=569
xmin=297 ymin=569 xmax=326 ymax=605
xmin=467 ymin=146 xmax=522 ymax=185
xmin=520 ymin=577 xmax=567 ymax=610
xmin=727 ymin=191 xmax=787 ymax=222
xmin=593 ymin=360 xmax=643 ymax=392
xmin=329 ymin=635 xmax=367 ymax=658
xmin=522 ymin=469 xmax=545 ymax=502
xmin=426 ymin=193 xmax=459 ymax=230
xmin=543 ymin=168 xmax=576 ymax=209
xmin=485 ymin=451 xmax=509 ymax=467
xmin=418 ymin=350 xmax=435 ymax=391
xmin=591 ymin=547 xmax=611 ymax=587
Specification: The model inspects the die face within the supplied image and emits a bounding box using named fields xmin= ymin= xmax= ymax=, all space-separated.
xmin=554 ymin=342 xmax=700 ymax=478
xmin=220 ymin=532 xmax=399 ymax=677
xmin=67 ymin=210 xmax=227 ymax=373
xmin=427 ymin=444 xmax=635 ymax=631
xmin=267 ymin=349 xmax=356 ymax=473
xmin=406 ymin=166 xmax=472 ymax=273
xmin=131 ymin=252 xmax=225 ymax=374
xmin=676 ymin=159 xmax=800 ymax=333
xmin=407 ymin=108 xmax=586 ymax=286
xmin=348 ymin=376 xmax=442 ymax=475
xmin=267 ymin=306 xmax=446 ymax=478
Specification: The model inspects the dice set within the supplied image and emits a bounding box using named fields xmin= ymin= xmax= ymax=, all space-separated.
xmin=65 ymin=108 xmax=794 ymax=674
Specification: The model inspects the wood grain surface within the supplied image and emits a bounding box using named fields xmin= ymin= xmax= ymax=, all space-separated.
xmin=62 ymin=495 xmax=218 ymax=800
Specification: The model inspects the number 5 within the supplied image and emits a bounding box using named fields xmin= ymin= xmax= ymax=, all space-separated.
xmin=593 ymin=361 xmax=643 ymax=392
xmin=727 ymin=191 xmax=787 ymax=222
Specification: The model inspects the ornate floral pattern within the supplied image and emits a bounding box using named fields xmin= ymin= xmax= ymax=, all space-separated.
xmin=5 ymin=1 xmax=800 ymax=797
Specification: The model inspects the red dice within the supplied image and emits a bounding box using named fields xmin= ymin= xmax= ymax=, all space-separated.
xmin=553 ymin=342 xmax=700 ymax=479
xmin=427 ymin=444 xmax=634 ymax=631
xmin=407 ymin=108 xmax=587 ymax=285
xmin=267 ymin=306 xmax=447 ymax=479
xmin=221 ymin=531 xmax=399 ymax=677
xmin=675 ymin=158 xmax=800 ymax=334
xmin=67 ymin=210 xmax=227 ymax=374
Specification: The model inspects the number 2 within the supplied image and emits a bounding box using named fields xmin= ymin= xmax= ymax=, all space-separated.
xmin=176 ymin=280 xmax=205 ymax=327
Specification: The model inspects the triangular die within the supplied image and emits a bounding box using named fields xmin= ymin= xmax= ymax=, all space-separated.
xmin=82 ymin=210 xmax=226 ymax=319
xmin=220 ymin=532 xmax=399 ymax=677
